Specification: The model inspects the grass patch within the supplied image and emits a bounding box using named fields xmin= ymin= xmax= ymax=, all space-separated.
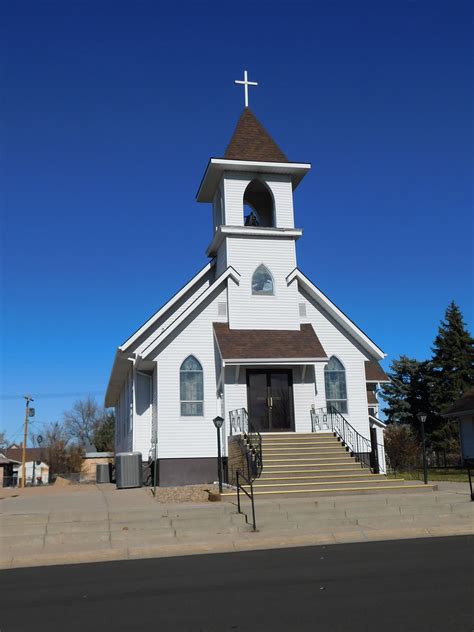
xmin=393 ymin=469 xmax=470 ymax=483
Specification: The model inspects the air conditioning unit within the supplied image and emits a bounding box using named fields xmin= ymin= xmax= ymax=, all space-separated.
xmin=96 ymin=463 xmax=111 ymax=484
xmin=115 ymin=452 xmax=143 ymax=489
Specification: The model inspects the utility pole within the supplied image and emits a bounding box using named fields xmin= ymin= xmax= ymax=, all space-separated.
xmin=21 ymin=395 xmax=34 ymax=488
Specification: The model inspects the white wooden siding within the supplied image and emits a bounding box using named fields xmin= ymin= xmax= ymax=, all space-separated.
xmin=115 ymin=368 xmax=133 ymax=453
xmin=133 ymin=371 xmax=152 ymax=457
xmin=226 ymin=237 xmax=299 ymax=330
xmin=222 ymin=172 xmax=294 ymax=228
xmin=149 ymin=286 xmax=228 ymax=459
xmin=292 ymin=366 xmax=318 ymax=432
xmin=299 ymin=286 xmax=373 ymax=438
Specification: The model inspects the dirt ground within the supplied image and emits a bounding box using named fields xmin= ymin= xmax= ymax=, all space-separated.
xmin=0 ymin=482 xmax=222 ymax=503
xmin=147 ymin=484 xmax=221 ymax=503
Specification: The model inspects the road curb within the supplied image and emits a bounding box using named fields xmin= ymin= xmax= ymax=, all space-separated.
xmin=1 ymin=526 xmax=472 ymax=570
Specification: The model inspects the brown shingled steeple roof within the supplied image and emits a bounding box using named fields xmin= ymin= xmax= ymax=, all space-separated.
xmin=223 ymin=108 xmax=289 ymax=163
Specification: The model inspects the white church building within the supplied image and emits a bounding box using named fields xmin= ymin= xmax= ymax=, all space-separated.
xmin=105 ymin=87 xmax=389 ymax=487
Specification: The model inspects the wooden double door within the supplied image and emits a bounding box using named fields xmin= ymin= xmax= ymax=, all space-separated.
xmin=247 ymin=370 xmax=295 ymax=432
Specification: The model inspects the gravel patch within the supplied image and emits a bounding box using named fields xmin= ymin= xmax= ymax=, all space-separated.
xmin=148 ymin=484 xmax=222 ymax=503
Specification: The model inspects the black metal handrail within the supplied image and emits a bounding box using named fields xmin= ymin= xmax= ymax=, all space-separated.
xmin=311 ymin=406 xmax=375 ymax=471
xmin=228 ymin=407 xmax=263 ymax=530
xmin=228 ymin=408 xmax=263 ymax=480
xmin=229 ymin=407 xmax=248 ymax=435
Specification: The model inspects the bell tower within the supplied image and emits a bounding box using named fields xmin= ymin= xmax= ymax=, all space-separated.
xmin=196 ymin=78 xmax=311 ymax=329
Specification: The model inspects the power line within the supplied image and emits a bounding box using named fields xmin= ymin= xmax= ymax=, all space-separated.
xmin=0 ymin=391 xmax=105 ymax=400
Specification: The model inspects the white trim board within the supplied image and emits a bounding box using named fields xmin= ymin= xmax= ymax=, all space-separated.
xmin=139 ymin=266 xmax=241 ymax=361
xmin=287 ymin=268 xmax=386 ymax=360
xmin=119 ymin=261 xmax=215 ymax=352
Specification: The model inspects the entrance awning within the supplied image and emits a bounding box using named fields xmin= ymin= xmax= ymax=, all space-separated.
xmin=213 ymin=323 xmax=328 ymax=366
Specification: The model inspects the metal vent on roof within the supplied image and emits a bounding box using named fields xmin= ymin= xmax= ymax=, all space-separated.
xmin=218 ymin=302 xmax=227 ymax=317
xmin=299 ymin=303 xmax=307 ymax=317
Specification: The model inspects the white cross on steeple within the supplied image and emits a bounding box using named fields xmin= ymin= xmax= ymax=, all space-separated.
xmin=234 ymin=70 xmax=258 ymax=108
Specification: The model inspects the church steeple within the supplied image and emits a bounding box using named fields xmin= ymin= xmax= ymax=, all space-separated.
xmin=223 ymin=108 xmax=289 ymax=163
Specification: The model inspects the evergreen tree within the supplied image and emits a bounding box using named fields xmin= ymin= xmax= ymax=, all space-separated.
xmin=93 ymin=411 xmax=115 ymax=452
xmin=381 ymin=356 xmax=433 ymax=429
xmin=431 ymin=301 xmax=474 ymax=412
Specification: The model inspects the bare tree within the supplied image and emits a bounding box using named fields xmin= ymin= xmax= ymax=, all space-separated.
xmin=0 ymin=430 xmax=8 ymax=450
xmin=43 ymin=421 xmax=84 ymax=479
xmin=63 ymin=396 xmax=107 ymax=448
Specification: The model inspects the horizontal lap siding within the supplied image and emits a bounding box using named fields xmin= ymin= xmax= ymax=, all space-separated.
xmin=115 ymin=369 xmax=133 ymax=454
xmin=223 ymin=367 xmax=247 ymax=438
xmin=269 ymin=177 xmax=295 ymax=228
xmin=223 ymin=172 xmax=294 ymax=228
xmin=227 ymin=237 xmax=299 ymax=330
xmin=299 ymin=288 xmax=372 ymax=438
xmin=133 ymin=372 xmax=152 ymax=458
xmin=293 ymin=366 xmax=317 ymax=433
xmin=152 ymin=287 xmax=227 ymax=460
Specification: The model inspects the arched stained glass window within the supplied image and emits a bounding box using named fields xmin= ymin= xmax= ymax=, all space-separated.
xmin=252 ymin=264 xmax=274 ymax=296
xmin=324 ymin=356 xmax=348 ymax=414
xmin=180 ymin=356 xmax=204 ymax=416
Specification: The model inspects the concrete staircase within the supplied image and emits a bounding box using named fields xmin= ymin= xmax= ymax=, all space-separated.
xmin=224 ymin=432 xmax=436 ymax=498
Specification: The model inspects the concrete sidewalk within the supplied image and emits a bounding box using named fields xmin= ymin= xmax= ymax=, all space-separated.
xmin=1 ymin=483 xmax=472 ymax=569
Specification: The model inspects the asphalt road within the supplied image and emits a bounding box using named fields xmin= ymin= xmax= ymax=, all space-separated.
xmin=1 ymin=536 xmax=472 ymax=632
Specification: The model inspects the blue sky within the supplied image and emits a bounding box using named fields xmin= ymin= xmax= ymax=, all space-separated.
xmin=0 ymin=0 xmax=472 ymax=440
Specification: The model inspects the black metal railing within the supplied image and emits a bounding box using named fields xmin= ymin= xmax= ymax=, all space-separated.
xmin=229 ymin=407 xmax=248 ymax=435
xmin=228 ymin=407 xmax=263 ymax=530
xmin=310 ymin=406 xmax=376 ymax=471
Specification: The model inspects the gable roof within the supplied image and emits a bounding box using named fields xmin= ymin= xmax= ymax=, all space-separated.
xmin=223 ymin=108 xmax=288 ymax=163
xmin=288 ymin=268 xmax=386 ymax=360
xmin=119 ymin=261 xmax=214 ymax=353
xmin=105 ymin=266 xmax=241 ymax=406
xmin=213 ymin=323 xmax=327 ymax=363
xmin=0 ymin=452 xmax=21 ymax=465
xmin=444 ymin=387 xmax=474 ymax=417
xmin=6 ymin=448 xmax=46 ymax=463
xmin=365 ymin=361 xmax=390 ymax=383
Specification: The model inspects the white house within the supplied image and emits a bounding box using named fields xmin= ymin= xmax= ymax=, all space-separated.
xmin=105 ymin=105 xmax=390 ymax=486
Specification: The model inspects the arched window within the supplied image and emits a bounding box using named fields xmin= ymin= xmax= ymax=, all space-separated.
xmin=180 ymin=356 xmax=204 ymax=416
xmin=252 ymin=264 xmax=274 ymax=295
xmin=243 ymin=179 xmax=274 ymax=227
xmin=324 ymin=356 xmax=348 ymax=414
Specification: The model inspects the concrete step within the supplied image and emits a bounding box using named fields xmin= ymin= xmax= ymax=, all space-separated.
xmin=259 ymin=467 xmax=365 ymax=478
xmin=222 ymin=483 xmax=438 ymax=498
xmin=263 ymin=448 xmax=348 ymax=457
xmin=260 ymin=432 xmax=337 ymax=443
xmin=265 ymin=455 xmax=354 ymax=464
xmin=260 ymin=433 xmax=333 ymax=438
xmin=250 ymin=478 xmax=404 ymax=492
xmin=262 ymin=440 xmax=341 ymax=447
xmin=257 ymin=473 xmax=387 ymax=484
xmin=263 ymin=461 xmax=359 ymax=471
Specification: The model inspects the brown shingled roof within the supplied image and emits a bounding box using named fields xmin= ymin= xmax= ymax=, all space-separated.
xmin=213 ymin=323 xmax=327 ymax=360
xmin=444 ymin=387 xmax=474 ymax=416
xmin=223 ymin=108 xmax=289 ymax=163
xmin=365 ymin=361 xmax=390 ymax=383
xmin=6 ymin=447 xmax=47 ymax=463
xmin=367 ymin=390 xmax=378 ymax=405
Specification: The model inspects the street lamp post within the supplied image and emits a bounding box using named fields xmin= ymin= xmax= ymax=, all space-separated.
xmin=417 ymin=412 xmax=428 ymax=484
xmin=213 ymin=416 xmax=224 ymax=493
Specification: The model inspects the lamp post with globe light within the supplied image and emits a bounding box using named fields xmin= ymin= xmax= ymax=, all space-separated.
xmin=213 ymin=416 xmax=224 ymax=493
xmin=417 ymin=412 xmax=428 ymax=484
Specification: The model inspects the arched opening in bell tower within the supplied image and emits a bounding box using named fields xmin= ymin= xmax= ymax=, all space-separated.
xmin=243 ymin=179 xmax=275 ymax=227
